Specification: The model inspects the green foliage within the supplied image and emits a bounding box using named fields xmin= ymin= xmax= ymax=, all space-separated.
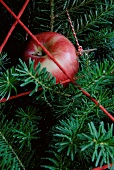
xmin=0 ymin=112 xmax=25 ymax=170
xmin=15 ymin=106 xmax=41 ymax=125
xmin=0 ymin=0 xmax=114 ymax=169
xmin=12 ymin=106 xmax=40 ymax=150
xmin=0 ymin=67 xmax=18 ymax=100
xmin=78 ymin=55 xmax=114 ymax=89
xmin=41 ymin=151 xmax=71 ymax=170
xmin=12 ymin=121 xmax=39 ymax=150
xmin=52 ymin=117 xmax=85 ymax=161
xmin=0 ymin=104 xmax=41 ymax=169
xmin=80 ymin=122 xmax=114 ymax=167
xmin=16 ymin=58 xmax=56 ymax=96
xmin=43 ymin=121 xmax=114 ymax=169
xmin=0 ymin=132 xmax=24 ymax=170
xmin=0 ymin=53 xmax=10 ymax=71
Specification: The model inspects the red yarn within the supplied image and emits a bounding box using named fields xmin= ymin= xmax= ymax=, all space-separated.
xmin=0 ymin=0 xmax=30 ymax=52
xmin=92 ymin=163 xmax=113 ymax=170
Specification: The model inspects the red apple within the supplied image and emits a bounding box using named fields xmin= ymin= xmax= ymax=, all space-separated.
xmin=23 ymin=32 xmax=79 ymax=83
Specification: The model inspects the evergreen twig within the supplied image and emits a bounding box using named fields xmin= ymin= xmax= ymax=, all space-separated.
xmin=0 ymin=131 xmax=25 ymax=170
xmin=50 ymin=0 xmax=54 ymax=31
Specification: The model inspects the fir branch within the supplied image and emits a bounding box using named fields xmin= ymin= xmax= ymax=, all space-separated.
xmin=0 ymin=67 xmax=19 ymax=100
xmin=41 ymin=150 xmax=92 ymax=170
xmin=80 ymin=122 xmax=114 ymax=167
xmin=0 ymin=107 xmax=40 ymax=169
xmin=32 ymin=1 xmax=50 ymax=32
xmin=41 ymin=151 xmax=71 ymax=170
xmin=83 ymin=28 xmax=114 ymax=50
xmin=76 ymin=2 xmax=114 ymax=34
xmin=77 ymin=55 xmax=114 ymax=91
xmin=13 ymin=106 xmax=40 ymax=150
xmin=15 ymin=59 xmax=71 ymax=99
xmin=0 ymin=53 xmax=10 ymax=71
xmin=52 ymin=117 xmax=85 ymax=161
xmin=0 ymin=131 xmax=25 ymax=170
xmin=12 ymin=121 xmax=40 ymax=150
xmin=55 ymin=0 xmax=95 ymax=18
xmin=15 ymin=106 xmax=41 ymax=125
xmin=15 ymin=59 xmax=56 ymax=95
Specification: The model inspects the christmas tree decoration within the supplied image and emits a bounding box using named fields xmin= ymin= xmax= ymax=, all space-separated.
xmin=0 ymin=0 xmax=114 ymax=170
xmin=23 ymin=32 xmax=79 ymax=83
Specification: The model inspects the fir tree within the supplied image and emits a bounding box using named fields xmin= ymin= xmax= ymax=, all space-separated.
xmin=0 ymin=0 xmax=114 ymax=169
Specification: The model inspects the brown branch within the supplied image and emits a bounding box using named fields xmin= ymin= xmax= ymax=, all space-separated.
xmin=50 ymin=0 xmax=54 ymax=31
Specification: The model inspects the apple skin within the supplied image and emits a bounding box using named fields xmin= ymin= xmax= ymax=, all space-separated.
xmin=23 ymin=32 xmax=79 ymax=83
